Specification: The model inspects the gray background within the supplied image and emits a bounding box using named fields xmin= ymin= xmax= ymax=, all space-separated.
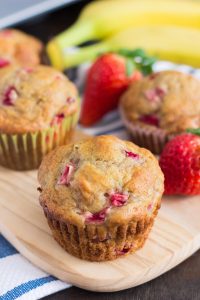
xmin=0 ymin=0 xmax=80 ymax=28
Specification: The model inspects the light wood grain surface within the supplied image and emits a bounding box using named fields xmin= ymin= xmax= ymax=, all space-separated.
xmin=0 ymin=131 xmax=199 ymax=292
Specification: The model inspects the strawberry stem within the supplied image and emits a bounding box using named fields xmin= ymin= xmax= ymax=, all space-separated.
xmin=125 ymin=58 xmax=136 ymax=77
xmin=186 ymin=128 xmax=200 ymax=136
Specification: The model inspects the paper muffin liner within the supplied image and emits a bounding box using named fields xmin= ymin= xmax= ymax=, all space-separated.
xmin=41 ymin=203 xmax=159 ymax=262
xmin=0 ymin=111 xmax=79 ymax=171
xmin=119 ymin=106 xmax=173 ymax=155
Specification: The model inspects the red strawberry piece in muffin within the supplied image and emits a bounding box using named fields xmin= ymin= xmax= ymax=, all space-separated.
xmin=109 ymin=192 xmax=128 ymax=207
xmin=57 ymin=163 xmax=75 ymax=185
xmin=0 ymin=58 xmax=10 ymax=68
xmin=2 ymin=86 xmax=18 ymax=106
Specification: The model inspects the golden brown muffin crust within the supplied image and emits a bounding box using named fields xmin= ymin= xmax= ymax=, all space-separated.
xmin=120 ymin=70 xmax=200 ymax=134
xmin=38 ymin=135 xmax=164 ymax=227
xmin=0 ymin=65 xmax=78 ymax=134
xmin=0 ymin=29 xmax=43 ymax=67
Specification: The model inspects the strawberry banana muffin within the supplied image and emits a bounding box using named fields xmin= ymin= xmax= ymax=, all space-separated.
xmin=0 ymin=65 xmax=79 ymax=170
xmin=0 ymin=29 xmax=43 ymax=68
xmin=38 ymin=135 xmax=164 ymax=261
xmin=120 ymin=70 xmax=200 ymax=154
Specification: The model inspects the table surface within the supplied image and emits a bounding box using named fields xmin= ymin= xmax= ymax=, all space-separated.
xmin=18 ymin=1 xmax=200 ymax=299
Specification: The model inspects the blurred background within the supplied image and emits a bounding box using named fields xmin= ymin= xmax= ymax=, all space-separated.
xmin=0 ymin=0 xmax=89 ymax=28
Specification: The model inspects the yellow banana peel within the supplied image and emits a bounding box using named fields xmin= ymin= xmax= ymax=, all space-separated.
xmin=47 ymin=0 xmax=200 ymax=69
xmin=48 ymin=25 xmax=200 ymax=69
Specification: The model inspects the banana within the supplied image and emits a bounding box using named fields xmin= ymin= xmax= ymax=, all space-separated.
xmin=50 ymin=25 xmax=200 ymax=69
xmin=47 ymin=0 xmax=200 ymax=68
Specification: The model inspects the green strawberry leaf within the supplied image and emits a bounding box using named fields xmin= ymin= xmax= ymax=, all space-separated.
xmin=118 ymin=48 xmax=156 ymax=75
xmin=139 ymin=56 xmax=157 ymax=75
xmin=118 ymin=48 xmax=146 ymax=58
xmin=186 ymin=128 xmax=200 ymax=136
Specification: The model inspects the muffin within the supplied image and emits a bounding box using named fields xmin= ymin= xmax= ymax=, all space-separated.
xmin=38 ymin=135 xmax=164 ymax=261
xmin=120 ymin=70 xmax=200 ymax=154
xmin=0 ymin=29 xmax=43 ymax=68
xmin=0 ymin=65 xmax=79 ymax=170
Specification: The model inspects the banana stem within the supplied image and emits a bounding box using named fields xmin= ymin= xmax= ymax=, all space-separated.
xmin=61 ymin=42 xmax=111 ymax=69
xmin=47 ymin=20 xmax=98 ymax=69
xmin=56 ymin=20 xmax=96 ymax=49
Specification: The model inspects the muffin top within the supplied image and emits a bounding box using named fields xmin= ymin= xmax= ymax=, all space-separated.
xmin=38 ymin=135 xmax=164 ymax=227
xmin=0 ymin=65 xmax=78 ymax=134
xmin=120 ymin=70 xmax=200 ymax=134
xmin=0 ymin=29 xmax=43 ymax=68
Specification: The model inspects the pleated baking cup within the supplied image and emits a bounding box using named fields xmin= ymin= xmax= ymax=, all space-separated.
xmin=0 ymin=112 xmax=79 ymax=171
xmin=119 ymin=106 xmax=173 ymax=155
xmin=41 ymin=203 xmax=159 ymax=262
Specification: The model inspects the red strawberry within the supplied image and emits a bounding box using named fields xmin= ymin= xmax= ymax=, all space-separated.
xmin=80 ymin=53 xmax=141 ymax=126
xmin=159 ymin=133 xmax=200 ymax=195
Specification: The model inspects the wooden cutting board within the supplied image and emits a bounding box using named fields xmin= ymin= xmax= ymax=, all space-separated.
xmin=0 ymin=131 xmax=199 ymax=292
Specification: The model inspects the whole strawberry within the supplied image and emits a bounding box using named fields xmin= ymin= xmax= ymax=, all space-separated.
xmin=80 ymin=53 xmax=142 ymax=126
xmin=159 ymin=132 xmax=200 ymax=195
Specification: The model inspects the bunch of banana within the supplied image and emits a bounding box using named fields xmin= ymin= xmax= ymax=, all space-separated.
xmin=47 ymin=0 xmax=200 ymax=69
